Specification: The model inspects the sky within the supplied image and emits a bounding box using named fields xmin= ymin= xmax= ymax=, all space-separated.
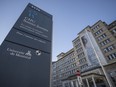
xmin=0 ymin=0 xmax=116 ymax=61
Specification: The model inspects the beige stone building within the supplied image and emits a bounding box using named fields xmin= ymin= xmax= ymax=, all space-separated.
xmin=90 ymin=20 xmax=116 ymax=87
xmin=52 ymin=49 xmax=78 ymax=87
xmin=72 ymin=20 xmax=116 ymax=87
xmin=90 ymin=20 xmax=116 ymax=64
xmin=52 ymin=20 xmax=116 ymax=87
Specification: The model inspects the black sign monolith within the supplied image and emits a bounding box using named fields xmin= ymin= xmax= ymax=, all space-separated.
xmin=0 ymin=3 xmax=52 ymax=87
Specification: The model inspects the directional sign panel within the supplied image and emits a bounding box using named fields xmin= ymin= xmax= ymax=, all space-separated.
xmin=0 ymin=41 xmax=51 ymax=87
xmin=14 ymin=3 xmax=52 ymax=41
xmin=5 ymin=29 xmax=51 ymax=53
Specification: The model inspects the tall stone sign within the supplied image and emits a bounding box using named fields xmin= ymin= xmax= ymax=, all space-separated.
xmin=0 ymin=3 xmax=52 ymax=87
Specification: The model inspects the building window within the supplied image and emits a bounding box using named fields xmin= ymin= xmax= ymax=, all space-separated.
xmin=107 ymin=53 xmax=116 ymax=60
xmin=79 ymin=58 xmax=86 ymax=64
xmin=108 ymin=45 xmax=114 ymax=50
xmin=102 ymin=33 xmax=107 ymax=38
xmin=100 ymin=38 xmax=111 ymax=46
xmin=106 ymin=39 xmax=110 ymax=43
xmin=97 ymin=33 xmax=107 ymax=41
xmin=80 ymin=64 xmax=88 ymax=70
xmin=94 ymin=29 xmax=103 ymax=36
xmin=103 ymin=45 xmax=115 ymax=53
xmin=111 ymin=29 xmax=116 ymax=34
xmin=73 ymin=39 xmax=80 ymax=46
xmin=92 ymin=25 xmax=100 ymax=31
xmin=74 ymin=41 xmax=77 ymax=45
xmin=78 ymin=52 xmax=85 ymax=58
xmin=103 ymin=48 xmax=108 ymax=53
xmin=76 ymin=47 xmax=83 ymax=53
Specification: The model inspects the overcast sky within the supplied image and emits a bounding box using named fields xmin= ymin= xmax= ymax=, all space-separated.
xmin=0 ymin=0 xmax=116 ymax=61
